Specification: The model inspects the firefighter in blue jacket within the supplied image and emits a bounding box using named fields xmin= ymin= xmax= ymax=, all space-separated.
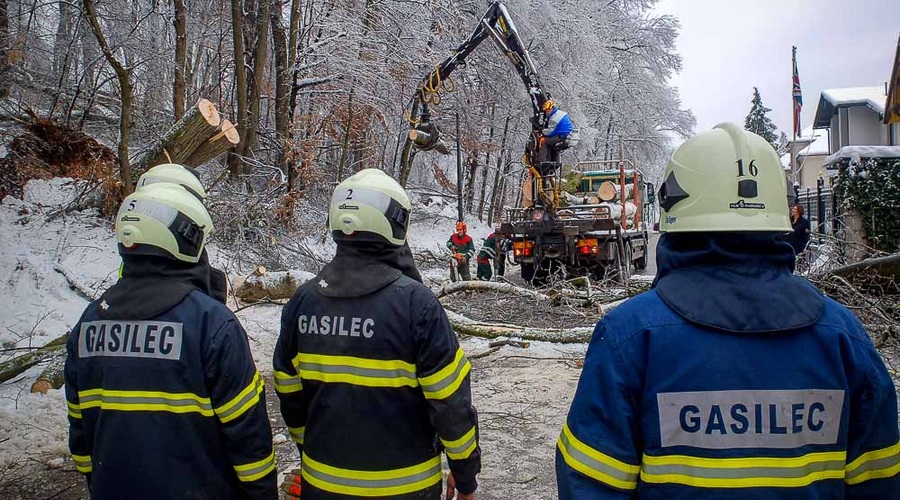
xmin=274 ymin=168 xmax=481 ymax=499
xmin=556 ymin=123 xmax=900 ymax=499
xmin=65 ymin=181 xmax=276 ymax=499
xmin=537 ymin=100 xmax=573 ymax=164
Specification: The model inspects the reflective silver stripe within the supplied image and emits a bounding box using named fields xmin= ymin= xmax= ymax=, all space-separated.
xmin=301 ymin=453 xmax=442 ymax=495
xmin=442 ymin=426 xmax=477 ymax=460
xmin=845 ymin=443 xmax=900 ymax=484
xmin=643 ymin=459 xmax=846 ymax=480
xmin=298 ymin=361 xmax=418 ymax=385
xmin=274 ymin=370 xmax=303 ymax=394
xmin=419 ymin=349 xmax=470 ymax=400
xmin=215 ymin=374 xmax=263 ymax=423
xmin=234 ymin=451 xmax=276 ymax=482
xmin=289 ymin=426 xmax=305 ymax=445
xmin=558 ymin=425 xmax=638 ymax=490
xmin=481 ymin=246 xmax=497 ymax=258
xmin=67 ymin=400 xmax=82 ymax=419
xmin=79 ymin=393 xmax=213 ymax=411
xmin=72 ymin=454 xmax=92 ymax=473
xmin=77 ymin=389 xmax=213 ymax=416
xmin=640 ymin=451 xmax=847 ymax=488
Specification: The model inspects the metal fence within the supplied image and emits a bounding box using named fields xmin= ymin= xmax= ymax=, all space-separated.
xmin=796 ymin=185 xmax=835 ymax=236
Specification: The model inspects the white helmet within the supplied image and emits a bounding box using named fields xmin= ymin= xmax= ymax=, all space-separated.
xmin=136 ymin=163 xmax=206 ymax=200
xmin=329 ymin=169 xmax=411 ymax=246
xmin=116 ymin=183 xmax=213 ymax=263
xmin=658 ymin=122 xmax=791 ymax=232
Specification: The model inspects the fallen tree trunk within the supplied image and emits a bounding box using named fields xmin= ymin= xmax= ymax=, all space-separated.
xmin=31 ymin=351 xmax=66 ymax=393
xmin=184 ymin=119 xmax=240 ymax=166
xmin=445 ymin=309 xmax=592 ymax=344
xmin=0 ymin=333 xmax=69 ymax=384
xmin=827 ymin=253 xmax=900 ymax=282
xmin=436 ymin=280 xmax=549 ymax=301
xmin=598 ymin=181 xmax=634 ymax=202
xmin=131 ymin=98 xmax=228 ymax=174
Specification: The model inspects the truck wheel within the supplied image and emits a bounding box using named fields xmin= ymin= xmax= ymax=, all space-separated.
xmin=520 ymin=262 xmax=535 ymax=282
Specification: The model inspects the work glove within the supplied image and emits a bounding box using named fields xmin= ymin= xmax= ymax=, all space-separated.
xmin=281 ymin=469 xmax=302 ymax=500
xmin=454 ymin=253 xmax=464 ymax=263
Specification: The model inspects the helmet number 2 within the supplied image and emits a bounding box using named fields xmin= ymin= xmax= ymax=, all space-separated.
xmin=736 ymin=159 xmax=758 ymax=177
xmin=345 ymin=189 xmax=353 ymax=200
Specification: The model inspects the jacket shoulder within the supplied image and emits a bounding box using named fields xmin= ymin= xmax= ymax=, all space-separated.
xmin=600 ymin=289 xmax=685 ymax=339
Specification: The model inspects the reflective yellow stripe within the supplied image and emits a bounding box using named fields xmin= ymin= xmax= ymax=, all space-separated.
xmin=72 ymin=454 xmax=92 ymax=474
xmin=441 ymin=425 xmax=478 ymax=460
xmin=289 ymin=426 xmax=305 ymax=445
xmin=77 ymin=388 xmax=213 ymax=416
xmin=641 ymin=451 xmax=847 ymax=488
xmin=557 ymin=423 xmax=639 ymax=490
xmin=274 ymin=369 xmax=303 ymax=394
xmin=845 ymin=441 xmax=900 ymax=484
xmin=215 ymin=372 xmax=264 ymax=424
xmin=67 ymin=400 xmax=82 ymax=419
xmin=418 ymin=347 xmax=471 ymax=400
xmin=297 ymin=353 xmax=418 ymax=389
xmin=301 ymin=452 xmax=441 ymax=497
xmin=234 ymin=449 xmax=276 ymax=482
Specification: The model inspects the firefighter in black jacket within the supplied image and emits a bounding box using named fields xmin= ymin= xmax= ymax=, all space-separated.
xmin=274 ymin=168 xmax=481 ymax=499
xmin=65 ymin=181 xmax=277 ymax=499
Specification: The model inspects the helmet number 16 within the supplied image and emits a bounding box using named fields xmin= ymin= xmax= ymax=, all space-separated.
xmin=736 ymin=159 xmax=758 ymax=177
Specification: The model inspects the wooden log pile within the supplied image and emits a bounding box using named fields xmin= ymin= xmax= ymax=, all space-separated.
xmin=132 ymin=98 xmax=240 ymax=175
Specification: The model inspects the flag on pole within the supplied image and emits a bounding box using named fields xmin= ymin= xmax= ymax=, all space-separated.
xmin=792 ymin=46 xmax=803 ymax=137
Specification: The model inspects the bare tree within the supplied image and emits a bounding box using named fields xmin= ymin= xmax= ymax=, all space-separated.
xmin=0 ymin=0 xmax=8 ymax=99
xmin=82 ymin=0 xmax=135 ymax=193
xmin=173 ymin=0 xmax=186 ymax=120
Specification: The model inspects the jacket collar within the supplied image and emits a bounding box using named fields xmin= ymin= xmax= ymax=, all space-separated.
xmin=653 ymin=232 xmax=824 ymax=333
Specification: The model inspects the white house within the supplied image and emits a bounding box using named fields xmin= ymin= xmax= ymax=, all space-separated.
xmin=812 ymin=86 xmax=900 ymax=154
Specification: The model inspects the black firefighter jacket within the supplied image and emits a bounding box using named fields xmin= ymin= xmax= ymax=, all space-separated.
xmin=274 ymin=264 xmax=481 ymax=499
xmin=64 ymin=288 xmax=277 ymax=499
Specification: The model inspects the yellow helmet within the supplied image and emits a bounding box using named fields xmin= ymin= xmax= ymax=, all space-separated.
xmin=542 ymin=100 xmax=556 ymax=112
xmin=329 ymin=169 xmax=411 ymax=246
xmin=136 ymin=163 xmax=206 ymax=200
xmin=658 ymin=122 xmax=791 ymax=233
xmin=116 ymin=183 xmax=213 ymax=263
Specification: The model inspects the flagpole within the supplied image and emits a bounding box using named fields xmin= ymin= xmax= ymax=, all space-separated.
xmin=791 ymin=46 xmax=797 ymax=186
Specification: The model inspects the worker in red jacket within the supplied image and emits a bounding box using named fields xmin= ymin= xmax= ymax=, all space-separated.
xmin=447 ymin=221 xmax=475 ymax=281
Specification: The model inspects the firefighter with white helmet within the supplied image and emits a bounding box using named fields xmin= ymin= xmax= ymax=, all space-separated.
xmin=121 ymin=163 xmax=227 ymax=303
xmin=557 ymin=123 xmax=900 ymax=499
xmin=65 ymin=183 xmax=276 ymax=499
xmin=275 ymin=168 xmax=481 ymax=500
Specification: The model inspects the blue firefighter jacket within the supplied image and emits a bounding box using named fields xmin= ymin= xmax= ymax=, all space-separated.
xmin=543 ymin=109 xmax=574 ymax=138
xmin=65 ymin=290 xmax=276 ymax=499
xmin=556 ymin=232 xmax=900 ymax=499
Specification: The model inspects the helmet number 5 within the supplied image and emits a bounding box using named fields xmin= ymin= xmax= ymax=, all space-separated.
xmin=736 ymin=159 xmax=758 ymax=177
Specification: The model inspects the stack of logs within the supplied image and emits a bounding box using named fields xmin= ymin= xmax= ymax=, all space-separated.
xmin=133 ymin=98 xmax=240 ymax=173
xmin=596 ymin=180 xmax=637 ymax=226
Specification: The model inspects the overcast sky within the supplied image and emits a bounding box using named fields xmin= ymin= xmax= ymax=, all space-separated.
xmin=653 ymin=0 xmax=899 ymax=138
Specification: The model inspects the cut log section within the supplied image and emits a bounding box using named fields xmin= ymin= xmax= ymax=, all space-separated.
xmin=598 ymin=181 xmax=634 ymax=202
xmin=183 ymin=119 xmax=240 ymax=167
xmin=31 ymin=352 xmax=66 ymax=393
xmin=132 ymin=99 xmax=239 ymax=174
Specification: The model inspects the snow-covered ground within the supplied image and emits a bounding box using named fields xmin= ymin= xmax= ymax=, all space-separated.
xmin=0 ymin=180 xmax=589 ymax=499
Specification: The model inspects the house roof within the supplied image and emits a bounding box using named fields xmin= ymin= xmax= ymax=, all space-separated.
xmin=823 ymin=145 xmax=900 ymax=167
xmin=813 ymin=86 xmax=886 ymax=128
xmin=885 ymin=34 xmax=900 ymax=124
